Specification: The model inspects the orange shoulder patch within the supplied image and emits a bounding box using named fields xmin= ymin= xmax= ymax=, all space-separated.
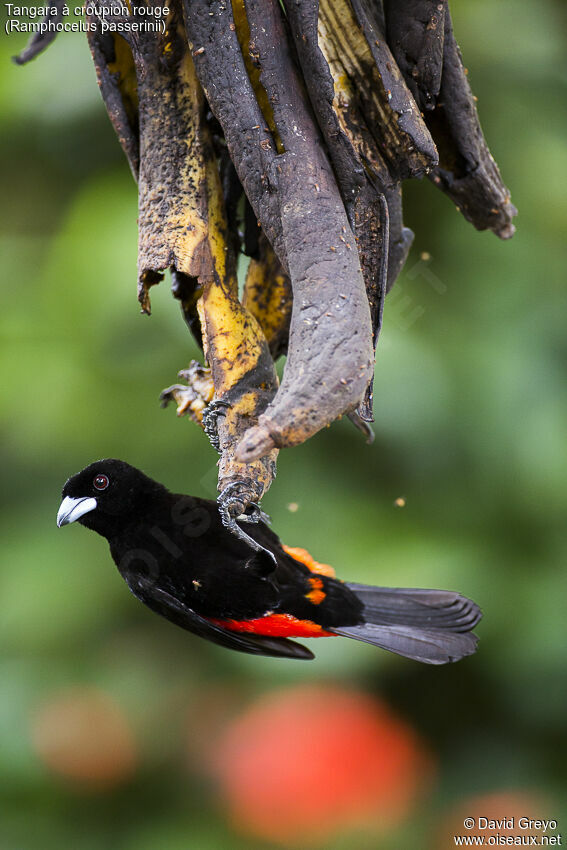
xmin=306 ymin=576 xmax=326 ymax=605
xmin=282 ymin=545 xmax=336 ymax=578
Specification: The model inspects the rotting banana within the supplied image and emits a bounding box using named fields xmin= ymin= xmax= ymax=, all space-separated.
xmin=183 ymin=0 xmax=288 ymax=272
xmin=320 ymin=0 xmax=438 ymax=180
xmin=384 ymin=0 xmax=517 ymax=237
xmin=13 ymin=0 xmax=67 ymax=65
xmin=230 ymin=0 xmax=374 ymax=461
xmin=196 ymin=138 xmax=280 ymax=525
xmin=86 ymin=0 xmax=282 ymax=520
xmin=87 ymin=5 xmax=209 ymax=348
xmin=86 ymin=0 xmax=213 ymax=317
xmin=282 ymin=0 xmax=421 ymax=421
xmin=242 ymin=232 xmax=292 ymax=362
xmin=86 ymin=19 xmax=139 ymax=177
xmin=186 ymin=0 xmax=374 ymax=460
xmin=15 ymin=0 xmax=517 ymax=505
xmin=132 ymin=2 xmax=211 ymax=314
xmin=170 ymin=270 xmax=205 ymax=351
xmin=382 ymin=0 xmax=446 ymax=113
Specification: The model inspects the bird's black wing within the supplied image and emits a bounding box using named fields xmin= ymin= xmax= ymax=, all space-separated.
xmin=128 ymin=576 xmax=314 ymax=660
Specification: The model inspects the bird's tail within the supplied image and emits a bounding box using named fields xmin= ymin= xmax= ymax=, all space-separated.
xmin=333 ymin=583 xmax=482 ymax=664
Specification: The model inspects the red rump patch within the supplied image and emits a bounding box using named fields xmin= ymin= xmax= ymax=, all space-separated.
xmin=210 ymin=613 xmax=335 ymax=638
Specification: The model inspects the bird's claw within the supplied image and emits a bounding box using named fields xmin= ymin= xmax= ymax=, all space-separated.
xmin=217 ymin=484 xmax=276 ymax=564
xmin=217 ymin=481 xmax=249 ymax=521
xmin=160 ymin=361 xmax=215 ymax=427
xmin=202 ymin=399 xmax=232 ymax=453
xmin=239 ymin=502 xmax=272 ymax=526
xmin=218 ymin=501 xmax=277 ymax=566
xmin=160 ymin=383 xmax=197 ymax=412
xmin=347 ymin=410 xmax=375 ymax=444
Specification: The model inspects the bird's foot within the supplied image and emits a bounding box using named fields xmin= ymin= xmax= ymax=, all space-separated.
xmin=160 ymin=361 xmax=214 ymax=428
xmin=239 ymin=502 xmax=272 ymax=526
xmin=217 ymin=483 xmax=276 ymax=564
xmin=217 ymin=481 xmax=254 ymax=523
xmin=202 ymin=399 xmax=232 ymax=453
xmin=160 ymin=383 xmax=204 ymax=421
xmin=177 ymin=362 xmax=214 ymax=400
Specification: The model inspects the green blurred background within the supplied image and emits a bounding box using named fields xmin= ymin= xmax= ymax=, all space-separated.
xmin=1 ymin=1 xmax=566 ymax=847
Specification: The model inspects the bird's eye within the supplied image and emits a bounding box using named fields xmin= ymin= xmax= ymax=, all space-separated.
xmin=93 ymin=474 xmax=109 ymax=491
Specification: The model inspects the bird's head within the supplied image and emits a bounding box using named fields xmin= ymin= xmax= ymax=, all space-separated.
xmin=57 ymin=459 xmax=166 ymax=537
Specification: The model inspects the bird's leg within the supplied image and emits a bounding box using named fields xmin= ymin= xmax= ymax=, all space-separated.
xmin=202 ymin=399 xmax=232 ymax=453
xmin=161 ymin=359 xmax=278 ymax=519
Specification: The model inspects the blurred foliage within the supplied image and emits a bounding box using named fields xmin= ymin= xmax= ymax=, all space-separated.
xmin=1 ymin=1 xmax=567 ymax=848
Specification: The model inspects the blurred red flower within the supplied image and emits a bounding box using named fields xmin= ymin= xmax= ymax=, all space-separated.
xmin=207 ymin=683 xmax=434 ymax=845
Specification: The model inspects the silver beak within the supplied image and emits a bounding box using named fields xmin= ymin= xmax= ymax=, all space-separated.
xmin=57 ymin=495 xmax=97 ymax=527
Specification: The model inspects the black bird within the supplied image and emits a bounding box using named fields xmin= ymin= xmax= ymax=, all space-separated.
xmin=57 ymin=460 xmax=481 ymax=663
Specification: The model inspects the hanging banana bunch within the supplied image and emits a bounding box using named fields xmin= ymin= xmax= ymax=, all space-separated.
xmin=16 ymin=0 xmax=516 ymax=523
